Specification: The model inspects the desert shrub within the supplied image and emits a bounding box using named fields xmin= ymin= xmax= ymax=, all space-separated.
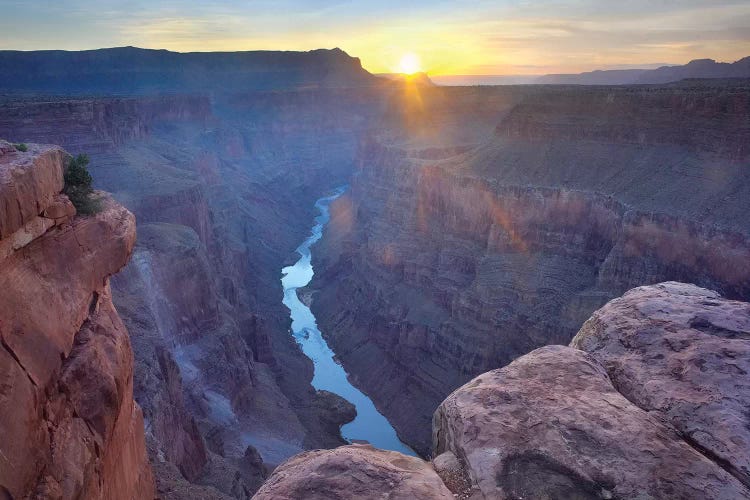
xmin=64 ymin=154 xmax=101 ymax=215
xmin=14 ymin=143 xmax=28 ymax=152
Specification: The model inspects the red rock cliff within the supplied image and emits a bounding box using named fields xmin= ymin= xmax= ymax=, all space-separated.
xmin=0 ymin=140 xmax=154 ymax=499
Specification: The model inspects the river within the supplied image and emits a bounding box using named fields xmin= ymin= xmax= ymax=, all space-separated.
xmin=281 ymin=186 xmax=415 ymax=456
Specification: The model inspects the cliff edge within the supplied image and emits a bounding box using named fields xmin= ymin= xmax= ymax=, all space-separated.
xmin=0 ymin=140 xmax=154 ymax=499
xmin=257 ymin=282 xmax=750 ymax=499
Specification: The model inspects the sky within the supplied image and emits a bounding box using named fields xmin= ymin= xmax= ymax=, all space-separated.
xmin=0 ymin=0 xmax=749 ymax=75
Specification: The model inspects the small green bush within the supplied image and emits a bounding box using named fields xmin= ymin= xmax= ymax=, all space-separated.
xmin=64 ymin=154 xmax=101 ymax=215
xmin=14 ymin=143 xmax=28 ymax=152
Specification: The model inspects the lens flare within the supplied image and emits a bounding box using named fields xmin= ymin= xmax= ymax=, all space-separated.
xmin=398 ymin=52 xmax=421 ymax=74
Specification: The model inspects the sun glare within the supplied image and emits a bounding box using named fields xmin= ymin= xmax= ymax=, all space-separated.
xmin=398 ymin=52 xmax=421 ymax=74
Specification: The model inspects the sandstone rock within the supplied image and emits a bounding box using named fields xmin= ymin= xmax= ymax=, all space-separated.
xmin=57 ymin=289 xmax=155 ymax=500
xmin=311 ymin=390 xmax=357 ymax=440
xmin=0 ymin=287 xmax=155 ymax=500
xmin=43 ymin=193 xmax=76 ymax=220
xmin=0 ymin=195 xmax=136 ymax=389
xmin=572 ymin=281 xmax=750 ymax=489
xmin=433 ymin=345 xmax=748 ymax=499
xmin=0 ymin=143 xmax=66 ymax=238
xmin=153 ymin=347 xmax=209 ymax=482
xmin=0 ymin=144 xmax=154 ymax=499
xmin=254 ymin=444 xmax=453 ymax=500
xmin=432 ymin=451 xmax=474 ymax=498
xmin=0 ymin=214 xmax=55 ymax=261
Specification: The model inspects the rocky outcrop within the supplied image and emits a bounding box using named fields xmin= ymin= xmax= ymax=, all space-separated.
xmin=0 ymin=141 xmax=66 ymax=239
xmin=434 ymin=345 xmax=747 ymax=499
xmin=254 ymin=444 xmax=453 ymax=500
xmin=257 ymin=282 xmax=750 ymax=499
xmin=572 ymin=282 xmax=750 ymax=489
xmin=0 ymin=143 xmax=154 ymax=498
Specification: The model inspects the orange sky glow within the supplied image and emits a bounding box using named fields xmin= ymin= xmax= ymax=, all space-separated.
xmin=2 ymin=1 xmax=749 ymax=75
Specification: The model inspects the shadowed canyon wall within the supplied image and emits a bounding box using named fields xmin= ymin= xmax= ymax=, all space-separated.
xmin=311 ymin=80 xmax=750 ymax=453
xmin=1 ymin=62 xmax=389 ymax=496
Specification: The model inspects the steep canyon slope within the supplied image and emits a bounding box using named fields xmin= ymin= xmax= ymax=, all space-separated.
xmin=311 ymin=79 xmax=750 ymax=453
xmin=0 ymin=48 xmax=390 ymax=498
xmin=0 ymin=141 xmax=154 ymax=499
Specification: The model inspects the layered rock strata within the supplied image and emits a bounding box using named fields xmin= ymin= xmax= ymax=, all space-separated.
xmin=0 ymin=142 xmax=154 ymax=499
xmin=311 ymin=81 xmax=750 ymax=452
xmin=1 ymin=85 xmax=384 ymax=497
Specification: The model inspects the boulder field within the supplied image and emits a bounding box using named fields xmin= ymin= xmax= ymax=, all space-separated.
xmin=0 ymin=141 xmax=154 ymax=499
xmin=258 ymin=282 xmax=750 ymax=499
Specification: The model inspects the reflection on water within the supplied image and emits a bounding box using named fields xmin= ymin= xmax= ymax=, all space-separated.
xmin=281 ymin=186 xmax=415 ymax=456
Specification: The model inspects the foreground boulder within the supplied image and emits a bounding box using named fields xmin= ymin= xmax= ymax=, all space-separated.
xmin=572 ymin=281 xmax=750 ymax=489
xmin=0 ymin=142 xmax=154 ymax=499
xmin=433 ymin=345 xmax=747 ymax=499
xmin=253 ymin=444 xmax=453 ymax=500
xmin=252 ymin=282 xmax=750 ymax=499
xmin=430 ymin=282 xmax=750 ymax=499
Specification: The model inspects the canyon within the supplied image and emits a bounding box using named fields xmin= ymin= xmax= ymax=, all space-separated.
xmin=258 ymin=282 xmax=750 ymax=499
xmin=0 ymin=47 xmax=749 ymax=498
xmin=1 ymin=49 xmax=390 ymax=498
xmin=311 ymin=79 xmax=750 ymax=453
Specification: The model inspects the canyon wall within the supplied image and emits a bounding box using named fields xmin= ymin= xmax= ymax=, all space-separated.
xmin=0 ymin=141 xmax=154 ymax=499
xmin=0 ymin=83 xmax=388 ymax=497
xmin=259 ymin=282 xmax=750 ymax=499
xmin=311 ymin=80 xmax=750 ymax=453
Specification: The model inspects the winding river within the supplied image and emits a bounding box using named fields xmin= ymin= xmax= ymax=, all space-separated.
xmin=281 ymin=186 xmax=414 ymax=456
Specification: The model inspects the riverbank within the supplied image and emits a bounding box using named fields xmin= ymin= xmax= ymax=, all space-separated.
xmin=280 ymin=187 xmax=414 ymax=456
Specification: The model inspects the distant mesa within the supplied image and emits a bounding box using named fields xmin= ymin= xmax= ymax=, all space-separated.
xmin=0 ymin=46 xmax=378 ymax=95
xmin=535 ymin=56 xmax=750 ymax=85
xmin=435 ymin=56 xmax=750 ymax=86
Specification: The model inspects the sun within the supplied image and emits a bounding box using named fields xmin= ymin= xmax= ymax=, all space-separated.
xmin=398 ymin=53 xmax=421 ymax=74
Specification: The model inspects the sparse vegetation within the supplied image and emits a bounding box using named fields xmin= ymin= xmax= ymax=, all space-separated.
xmin=64 ymin=154 xmax=101 ymax=215
xmin=14 ymin=143 xmax=28 ymax=152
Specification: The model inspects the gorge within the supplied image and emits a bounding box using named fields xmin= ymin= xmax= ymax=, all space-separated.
xmin=281 ymin=187 xmax=412 ymax=455
xmin=0 ymin=47 xmax=749 ymax=499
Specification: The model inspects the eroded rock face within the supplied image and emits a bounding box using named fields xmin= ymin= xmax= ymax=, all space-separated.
xmin=2 ymin=87 xmax=384 ymax=496
xmin=0 ymin=144 xmax=154 ymax=499
xmin=253 ymin=444 xmax=453 ymax=500
xmin=312 ymin=81 xmax=750 ymax=452
xmin=572 ymin=282 xmax=750 ymax=489
xmin=433 ymin=345 xmax=748 ymax=499
xmin=0 ymin=141 xmax=66 ymax=238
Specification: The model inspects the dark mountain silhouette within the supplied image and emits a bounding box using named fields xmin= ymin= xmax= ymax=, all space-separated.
xmin=535 ymin=56 xmax=750 ymax=85
xmin=0 ymin=46 xmax=377 ymax=94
